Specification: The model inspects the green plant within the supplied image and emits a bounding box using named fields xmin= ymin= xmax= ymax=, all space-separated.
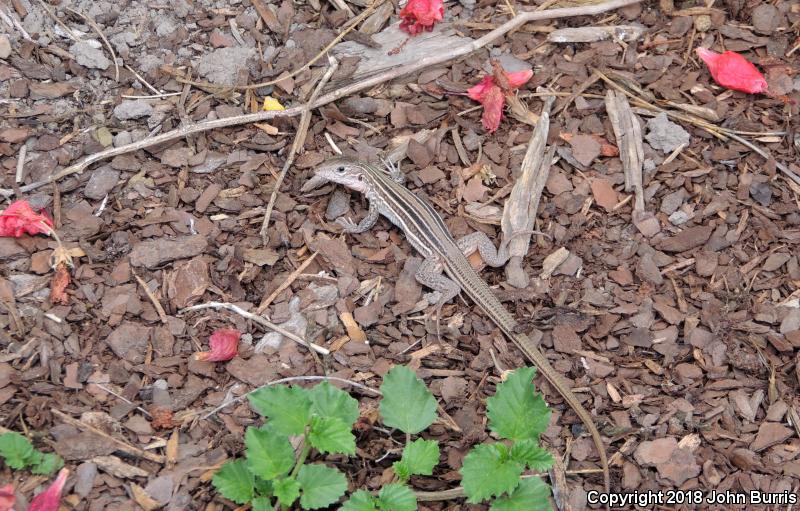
xmin=212 ymin=366 xmax=553 ymax=510
xmin=0 ymin=432 xmax=64 ymax=475
xmin=460 ymin=366 xmax=554 ymax=510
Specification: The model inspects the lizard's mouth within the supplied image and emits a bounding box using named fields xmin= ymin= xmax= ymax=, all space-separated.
xmin=300 ymin=173 xmax=331 ymax=193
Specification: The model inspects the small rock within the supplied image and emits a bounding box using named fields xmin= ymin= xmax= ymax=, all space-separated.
xmin=114 ymin=100 xmax=153 ymax=121
xmin=645 ymin=113 xmax=690 ymax=153
xmin=658 ymin=225 xmax=713 ymax=252
xmin=113 ymin=131 xmax=132 ymax=147
xmin=106 ymin=322 xmax=152 ymax=363
xmin=751 ymin=422 xmax=793 ymax=451
xmin=569 ymin=134 xmax=602 ymax=167
xmin=130 ymin=235 xmax=208 ymax=268
xmin=197 ymin=47 xmax=257 ymax=86
xmin=0 ymin=35 xmax=10 ymax=59
xmin=634 ymin=437 xmax=678 ymax=466
xmin=0 ymin=127 xmax=32 ymax=143
xmin=552 ymin=325 xmax=581 ymax=353
xmin=69 ymin=41 xmax=111 ymax=70
xmin=636 ymin=255 xmax=663 ymax=285
xmin=74 ymin=462 xmax=98 ymax=498
xmin=751 ymin=4 xmax=783 ymax=35
xmin=763 ymin=252 xmax=790 ymax=272
xmin=85 ymin=166 xmax=120 ymax=200
xmin=418 ymin=165 xmax=445 ymax=184
xmin=660 ymin=189 xmax=686 ymax=215
xmin=590 ymin=178 xmax=618 ymax=211
xmin=749 ymin=182 xmax=772 ymax=206
xmin=669 ymin=210 xmax=690 ymax=225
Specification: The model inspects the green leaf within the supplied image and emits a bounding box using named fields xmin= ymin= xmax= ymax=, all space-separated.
xmin=460 ymin=443 xmax=525 ymax=504
xmin=510 ymin=440 xmax=554 ymax=471
xmin=490 ymin=477 xmax=553 ymax=511
xmin=310 ymin=381 xmax=360 ymax=426
xmin=487 ymin=367 xmax=550 ymax=442
xmin=249 ymin=385 xmax=313 ymax=435
xmin=296 ymin=464 xmax=348 ymax=510
xmin=0 ymin=432 xmax=36 ymax=470
xmin=379 ymin=366 xmax=437 ymax=434
xmin=273 ymin=477 xmax=301 ymax=507
xmin=340 ymin=490 xmax=379 ymax=511
xmin=212 ymin=459 xmax=255 ymax=504
xmin=251 ymin=496 xmax=273 ymax=511
xmin=308 ymin=416 xmax=356 ymax=455
xmin=245 ymin=426 xmax=295 ymax=480
xmin=377 ymin=483 xmax=416 ymax=511
xmin=253 ymin=475 xmax=273 ymax=496
xmin=394 ymin=439 xmax=439 ymax=481
xmin=30 ymin=452 xmax=64 ymax=475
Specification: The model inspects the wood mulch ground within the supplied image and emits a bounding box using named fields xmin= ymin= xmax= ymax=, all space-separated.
xmin=0 ymin=0 xmax=799 ymax=509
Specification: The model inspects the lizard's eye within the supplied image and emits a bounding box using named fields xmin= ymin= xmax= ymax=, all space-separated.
xmin=336 ymin=166 xmax=346 ymax=173
xmin=357 ymin=175 xmax=363 ymax=181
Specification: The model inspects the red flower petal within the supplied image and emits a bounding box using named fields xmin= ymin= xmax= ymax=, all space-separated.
xmin=0 ymin=484 xmax=15 ymax=511
xmin=27 ymin=468 xmax=68 ymax=511
xmin=696 ymin=48 xmax=768 ymax=94
xmin=505 ymin=69 xmax=533 ymax=89
xmin=195 ymin=328 xmax=241 ymax=362
xmin=479 ymin=86 xmax=506 ymax=133
xmin=399 ymin=0 xmax=444 ymax=35
xmin=467 ymin=76 xmax=495 ymax=101
xmin=0 ymin=200 xmax=54 ymax=238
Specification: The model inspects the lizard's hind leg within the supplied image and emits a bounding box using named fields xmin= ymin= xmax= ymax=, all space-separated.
xmin=415 ymin=256 xmax=460 ymax=341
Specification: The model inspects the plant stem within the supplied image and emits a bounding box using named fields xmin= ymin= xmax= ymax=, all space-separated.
xmin=290 ymin=437 xmax=312 ymax=479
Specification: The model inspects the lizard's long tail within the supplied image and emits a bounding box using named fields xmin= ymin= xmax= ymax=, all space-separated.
xmin=511 ymin=331 xmax=610 ymax=494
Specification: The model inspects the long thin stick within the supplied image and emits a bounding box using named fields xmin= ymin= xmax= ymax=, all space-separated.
xmin=180 ymin=301 xmax=330 ymax=355
xmin=257 ymin=252 xmax=319 ymax=314
xmin=66 ymin=7 xmax=119 ymax=81
xmin=51 ymin=408 xmax=165 ymax=463
xmin=0 ymin=0 xmax=643 ymax=200
xmin=259 ymin=57 xmax=339 ymax=244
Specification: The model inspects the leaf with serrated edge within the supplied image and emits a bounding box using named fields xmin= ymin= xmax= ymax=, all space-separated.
xmin=394 ymin=439 xmax=439 ymax=480
xmin=297 ymin=464 xmax=348 ymax=510
xmin=487 ymin=367 xmax=550 ymax=441
xmin=380 ymin=366 xmax=437 ymax=434
xmin=212 ymin=459 xmax=254 ymax=504
xmin=251 ymin=496 xmax=272 ymax=511
xmin=249 ymin=385 xmax=312 ymax=435
xmin=245 ymin=426 xmax=295 ymax=480
xmin=461 ymin=443 xmax=524 ymax=504
xmin=308 ymin=416 xmax=356 ymax=455
xmin=273 ymin=478 xmax=301 ymax=507
xmin=310 ymin=381 xmax=360 ymax=426
xmin=0 ymin=433 xmax=36 ymax=470
xmin=510 ymin=440 xmax=554 ymax=471
xmin=340 ymin=490 xmax=380 ymax=511
xmin=31 ymin=452 xmax=64 ymax=475
xmin=490 ymin=477 xmax=553 ymax=511
xmin=377 ymin=483 xmax=417 ymax=511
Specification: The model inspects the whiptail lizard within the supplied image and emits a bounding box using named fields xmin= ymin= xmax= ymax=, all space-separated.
xmin=302 ymin=157 xmax=610 ymax=493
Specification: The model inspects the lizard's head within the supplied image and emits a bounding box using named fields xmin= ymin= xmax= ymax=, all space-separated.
xmin=301 ymin=157 xmax=369 ymax=193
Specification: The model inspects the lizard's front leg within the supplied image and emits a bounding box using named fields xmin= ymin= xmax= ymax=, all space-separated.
xmin=456 ymin=232 xmax=510 ymax=268
xmin=336 ymin=199 xmax=380 ymax=233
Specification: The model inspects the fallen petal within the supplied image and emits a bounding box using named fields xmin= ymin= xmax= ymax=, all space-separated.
xmin=479 ymin=86 xmax=506 ymax=133
xmin=0 ymin=201 xmax=54 ymax=238
xmin=399 ymin=0 xmax=444 ymax=35
xmin=696 ymin=48 xmax=768 ymax=94
xmin=195 ymin=328 xmax=241 ymax=362
xmin=27 ymin=468 xmax=68 ymax=511
xmin=0 ymin=484 xmax=15 ymax=511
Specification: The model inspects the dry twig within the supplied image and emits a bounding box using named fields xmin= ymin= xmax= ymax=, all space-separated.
xmin=66 ymin=7 xmax=119 ymax=81
xmin=259 ymin=57 xmax=339 ymax=244
xmin=0 ymin=0 xmax=644 ymax=200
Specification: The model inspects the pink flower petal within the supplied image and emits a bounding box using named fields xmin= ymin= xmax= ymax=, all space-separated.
xmin=505 ymin=69 xmax=533 ymax=89
xmin=195 ymin=328 xmax=241 ymax=362
xmin=696 ymin=48 xmax=768 ymax=94
xmin=0 ymin=200 xmax=54 ymax=238
xmin=466 ymin=76 xmax=496 ymax=101
xmin=479 ymin=86 xmax=506 ymax=133
xmin=399 ymin=0 xmax=444 ymax=35
xmin=27 ymin=468 xmax=68 ymax=511
xmin=0 ymin=484 xmax=15 ymax=511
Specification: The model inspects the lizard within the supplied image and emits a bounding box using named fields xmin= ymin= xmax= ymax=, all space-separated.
xmin=301 ymin=157 xmax=610 ymax=493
